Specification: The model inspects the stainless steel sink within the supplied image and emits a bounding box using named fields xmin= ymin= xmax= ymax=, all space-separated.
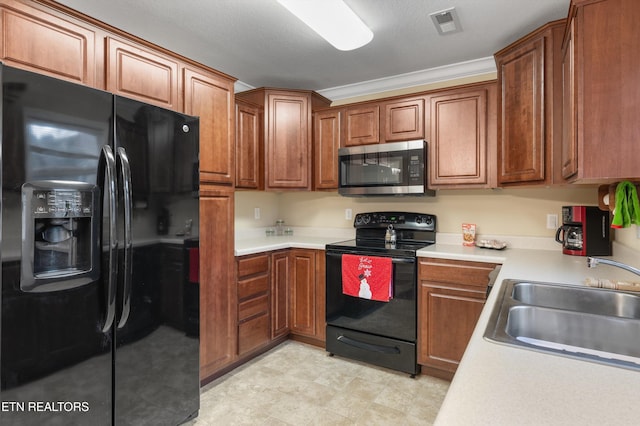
xmin=511 ymin=281 xmax=640 ymax=319
xmin=484 ymin=279 xmax=640 ymax=370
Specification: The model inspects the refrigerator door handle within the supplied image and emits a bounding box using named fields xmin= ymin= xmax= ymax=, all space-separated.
xmin=116 ymin=147 xmax=133 ymax=329
xmin=98 ymin=145 xmax=118 ymax=333
xmin=117 ymin=147 xmax=133 ymax=328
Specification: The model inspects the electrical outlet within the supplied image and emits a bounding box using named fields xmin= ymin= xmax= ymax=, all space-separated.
xmin=546 ymin=214 xmax=558 ymax=230
xmin=254 ymin=207 xmax=261 ymax=220
xmin=345 ymin=208 xmax=352 ymax=220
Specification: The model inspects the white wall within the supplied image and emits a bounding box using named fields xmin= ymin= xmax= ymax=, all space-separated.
xmin=237 ymin=187 xmax=592 ymax=235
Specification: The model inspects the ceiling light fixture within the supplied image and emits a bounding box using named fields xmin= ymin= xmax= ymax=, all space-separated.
xmin=277 ymin=0 xmax=373 ymax=51
xmin=429 ymin=7 xmax=462 ymax=35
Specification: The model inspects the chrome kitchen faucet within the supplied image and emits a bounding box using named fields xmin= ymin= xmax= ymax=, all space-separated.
xmin=587 ymin=257 xmax=640 ymax=278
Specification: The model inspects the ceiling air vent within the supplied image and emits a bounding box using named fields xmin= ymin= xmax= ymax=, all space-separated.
xmin=429 ymin=7 xmax=462 ymax=35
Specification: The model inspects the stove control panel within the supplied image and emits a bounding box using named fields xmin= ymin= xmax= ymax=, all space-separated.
xmin=354 ymin=212 xmax=436 ymax=230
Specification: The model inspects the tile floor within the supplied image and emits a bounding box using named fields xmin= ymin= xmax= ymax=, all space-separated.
xmin=187 ymin=340 xmax=450 ymax=425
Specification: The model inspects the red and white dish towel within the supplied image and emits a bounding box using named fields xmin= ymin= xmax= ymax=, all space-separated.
xmin=341 ymin=254 xmax=393 ymax=302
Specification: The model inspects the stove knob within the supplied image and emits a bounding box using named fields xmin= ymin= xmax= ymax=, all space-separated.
xmin=361 ymin=214 xmax=371 ymax=224
xmin=355 ymin=215 xmax=363 ymax=225
xmin=424 ymin=216 xmax=434 ymax=226
xmin=415 ymin=216 xmax=422 ymax=224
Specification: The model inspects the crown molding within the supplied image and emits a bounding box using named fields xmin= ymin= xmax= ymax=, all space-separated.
xmin=234 ymin=80 xmax=255 ymax=93
xmin=317 ymin=56 xmax=496 ymax=101
xmin=234 ymin=56 xmax=497 ymax=98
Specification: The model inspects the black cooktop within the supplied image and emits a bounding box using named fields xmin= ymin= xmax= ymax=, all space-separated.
xmin=325 ymin=211 xmax=437 ymax=257
xmin=326 ymin=238 xmax=434 ymax=257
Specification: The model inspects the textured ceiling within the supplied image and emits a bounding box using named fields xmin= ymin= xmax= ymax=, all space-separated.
xmin=55 ymin=0 xmax=570 ymax=99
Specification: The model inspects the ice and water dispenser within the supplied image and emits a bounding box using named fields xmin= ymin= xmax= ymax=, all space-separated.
xmin=21 ymin=181 xmax=100 ymax=292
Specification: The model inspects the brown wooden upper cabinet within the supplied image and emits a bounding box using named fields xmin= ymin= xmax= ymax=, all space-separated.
xmin=342 ymin=104 xmax=380 ymax=146
xmin=236 ymin=88 xmax=330 ymax=190
xmin=494 ymin=20 xmax=565 ymax=186
xmin=106 ymin=37 xmax=180 ymax=110
xmin=313 ymin=108 xmax=341 ymax=190
xmin=381 ymin=97 xmax=425 ymax=142
xmin=235 ymin=99 xmax=264 ymax=189
xmin=183 ymin=66 xmax=235 ymax=185
xmin=561 ymin=0 xmax=640 ymax=183
xmin=0 ymin=0 xmax=99 ymax=86
xmin=427 ymin=83 xmax=497 ymax=188
xmin=342 ymin=97 xmax=426 ymax=146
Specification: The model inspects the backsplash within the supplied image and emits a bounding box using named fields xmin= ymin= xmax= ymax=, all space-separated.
xmin=236 ymin=187 xmax=596 ymax=236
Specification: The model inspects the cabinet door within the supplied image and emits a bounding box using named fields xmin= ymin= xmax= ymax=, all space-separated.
xmin=561 ymin=20 xmax=577 ymax=180
xmin=0 ymin=3 xmax=97 ymax=86
xmin=106 ymin=37 xmax=179 ymax=110
xmin=496 ymin=37 xmax=545 ymax=184
xmin=419 ymin=284 xmax=485 ymax=374
xmin=289 ymin=249 xmax=317 ymax=337
xmin=271 ymin=251 xmax=290 ymax=339
xmin=266 ymin=92 xmax=311 ymax=189
xmin=428 ymin=85 xmax=495 ymax=187
xmin=183 ymin=67 xmax=235 ymax=185
xmin=235 ymin=100 xmax=263 ymax=189
xmin=199 ymin=186 xmax=236 ymax=380
xmin=382 ymin=98 xmax=425 ymax=142
xmin=313 ymin=109 xmax=341 ymax=190
xmin=314 ymin=251 xmax=326 ymax=342
xmin=342 ymin=104 xmax=379 ymax=146
xmin=564 ymin=0 xmax=640 ymax=182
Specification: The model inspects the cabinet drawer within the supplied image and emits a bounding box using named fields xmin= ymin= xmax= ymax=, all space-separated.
xmin=419 ymin=257 xmax=497 ymax=288
xmin=238 ymin=294 xmax=269 ymax=322
xmin=238 ymin=275 xmax=269 ymax=300
xmin=238 ymin=313 xmax=270 ymax=355
xmin=237 ymin=254 xmax=270 ymax=278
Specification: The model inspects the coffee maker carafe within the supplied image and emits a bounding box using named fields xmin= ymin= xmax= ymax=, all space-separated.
xmin=555 ymin=206 xmax=612 ymax=256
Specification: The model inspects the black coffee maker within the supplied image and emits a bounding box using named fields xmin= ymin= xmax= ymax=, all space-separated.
xmin=555 ymin=206 xmax=612 ymax=256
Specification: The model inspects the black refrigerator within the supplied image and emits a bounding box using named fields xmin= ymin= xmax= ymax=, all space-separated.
xmin=0 ymin=64 xmax=200 ymax=425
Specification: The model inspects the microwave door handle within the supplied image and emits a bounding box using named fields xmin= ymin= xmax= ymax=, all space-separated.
xmin=98 ymin=145 xmax=118 ymax=333
xmin=116 ymin=147 xmax=133 ymax=329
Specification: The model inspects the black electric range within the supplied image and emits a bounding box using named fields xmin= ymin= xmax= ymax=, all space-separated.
xmin=325 ymin=211 xmax=436 ymax=376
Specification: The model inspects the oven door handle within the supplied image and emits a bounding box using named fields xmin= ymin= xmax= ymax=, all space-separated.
xmin=326 ymin=251 xmax=415 ymax=265
xmin=337 ymin=335 xmax=401 ymax=354
xmin=390 ymin=258 xmax=415 ymax=264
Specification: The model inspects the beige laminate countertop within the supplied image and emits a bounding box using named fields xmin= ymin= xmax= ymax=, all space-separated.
xmin=419 ymin=243 xmax=640 ymax=426
xmin=234 ymin=234 xmax=351 ymax=256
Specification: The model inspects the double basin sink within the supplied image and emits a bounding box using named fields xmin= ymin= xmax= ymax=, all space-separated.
xmin=484 ymin=279 xmax=640 ymax=370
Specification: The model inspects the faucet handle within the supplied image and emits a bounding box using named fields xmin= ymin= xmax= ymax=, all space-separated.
xmin=587 ymin=257 xmax=598 ymax=268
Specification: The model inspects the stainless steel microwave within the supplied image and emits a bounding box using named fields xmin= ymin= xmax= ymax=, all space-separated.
xmin=338 ymin=140 xmax=434 ymax=196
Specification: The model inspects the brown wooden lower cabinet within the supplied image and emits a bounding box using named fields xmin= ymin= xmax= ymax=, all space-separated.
xmin=237 ymin=254 xmax=270 ymax=356
xmin=418 ymin=257 xmax=500 ymax=380
xmin=233 ymin=248 xmax=325 ymax=367
xmin=199 ymin=186 xmax=236 ymax=382
xmin=289 ymin=249 xmax=325 ymax=344
xmin=271 ymin=250 xmax=290 ymax=339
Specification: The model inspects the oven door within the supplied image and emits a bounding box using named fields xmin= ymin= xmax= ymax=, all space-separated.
xmin=325 ymin=250 xmax=417 ymax=342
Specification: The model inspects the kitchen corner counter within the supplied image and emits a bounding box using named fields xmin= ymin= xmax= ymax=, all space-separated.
xmin=234 ymin=235 xmax=350 ymax=256
xmin=425 ymin=242 xmax=640 ymax=426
